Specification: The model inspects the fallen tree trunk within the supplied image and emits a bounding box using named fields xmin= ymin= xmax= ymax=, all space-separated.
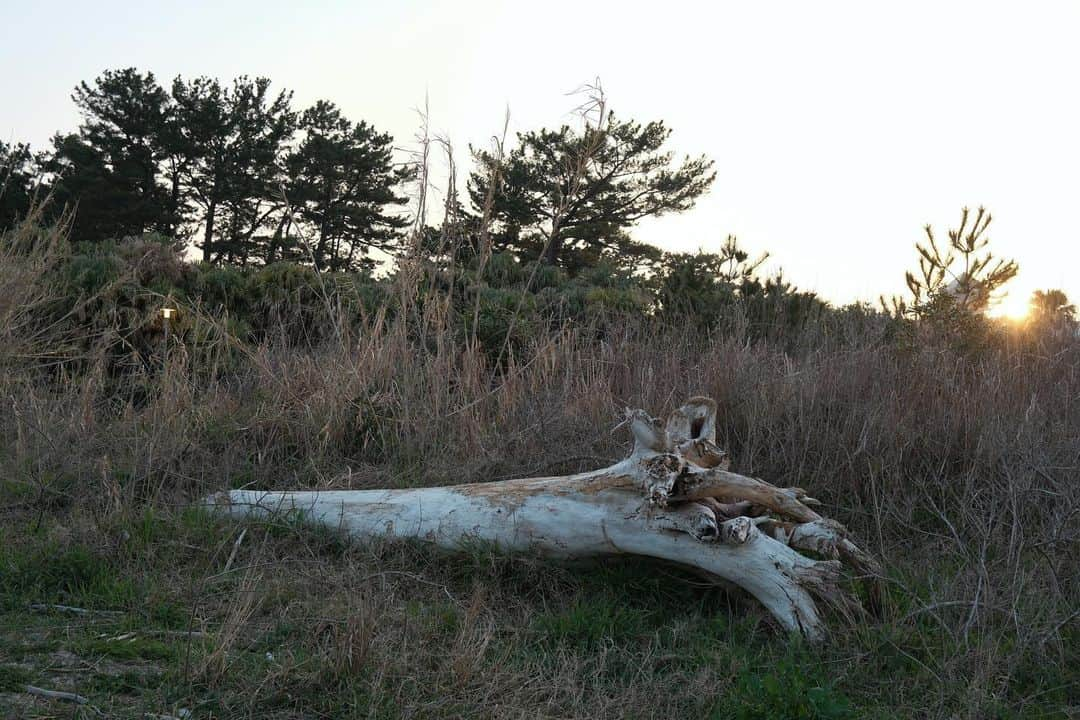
xmin=206 ymin=397 xmax=878 ymax=642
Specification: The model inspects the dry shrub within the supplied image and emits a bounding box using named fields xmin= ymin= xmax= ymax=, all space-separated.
xmin=0 ymin=206 xmax=73 ymax=370
xmin=314 ymin=596 xmax=380 ymax=679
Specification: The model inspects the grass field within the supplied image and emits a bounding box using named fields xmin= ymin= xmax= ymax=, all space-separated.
xmin=1 ymin=222 xmax=1077 ymax=719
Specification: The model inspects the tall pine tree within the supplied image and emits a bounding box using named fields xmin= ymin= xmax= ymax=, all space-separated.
xmin=47 ymin=68 xmax=175 ymax=243
xmin=172 ymin=75 xmax=295 ymax=264
xmin=283 ymin=100 xmax=411 ymax=270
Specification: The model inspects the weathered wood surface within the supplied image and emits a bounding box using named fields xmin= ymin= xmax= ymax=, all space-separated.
xmin=207 ymin=397 xmax=878 ymax=641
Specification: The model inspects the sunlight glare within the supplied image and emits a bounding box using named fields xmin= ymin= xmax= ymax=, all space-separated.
xmin=991 ymin=291 xmax=1031 ymax=321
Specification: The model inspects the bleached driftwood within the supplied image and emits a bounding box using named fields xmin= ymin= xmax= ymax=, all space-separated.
xmin=206 ymin=397 xmax=878 ymax=641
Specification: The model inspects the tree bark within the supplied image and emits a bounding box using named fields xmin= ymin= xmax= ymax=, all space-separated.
xmin=206 ymin=397 xmax=878 ymax=642
xmin=265 ymin=212 xmax=288 ymax=265
xmin=202 ymin=196 xmax=216 ymax=264
xmin=540 ymin=231 xmax=563 ymax=266
xmin=167 ymin=158 xmax=182 ymax=238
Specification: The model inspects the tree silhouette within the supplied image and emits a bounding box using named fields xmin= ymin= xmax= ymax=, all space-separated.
xmin=46 ymin=69 xmax=175 ymax=243
xmin=283 ymin=101 xmax=411 ymax=270
xmin=888 ymin=207 xmax=1018 ymax=319
xmin=468 ymin=113 xmax=714 ymax=273
xmin=171 ymin=75 xmax=295 ymax=264
xmin=0 ymin=141 xmax=37 ymax=230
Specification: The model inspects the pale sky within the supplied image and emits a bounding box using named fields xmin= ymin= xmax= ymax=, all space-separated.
xmin=3 ymin=0 xmax=1078 ymax=313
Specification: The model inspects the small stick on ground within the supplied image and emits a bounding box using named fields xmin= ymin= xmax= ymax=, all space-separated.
xmin=24 ymin=684 xmax=89 ymax=704
xmin=29 ymin=603 xmax=123 ymax=617
xmin=222 ymin=526 xmax=247 ymax=575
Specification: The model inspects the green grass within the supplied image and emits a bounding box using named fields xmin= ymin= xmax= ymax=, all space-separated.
xmin=83 ymin=669 xmax=164 ymax=696
xmin=0 ymin=664 xmax=33 ymax=692
xmin=531 ymin=599 xmax=656 ymax=650
xmin=720 ymin=655 xmax=855 ymax=720
xmin=73 ymin=636 xmax=178 ymax=663
xmin=0 ymin=507 xmax=1074 ymax=719
xmin=0 ymin=541 xmax=139 ymax=610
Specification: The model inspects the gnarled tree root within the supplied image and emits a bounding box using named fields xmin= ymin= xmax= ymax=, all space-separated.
xmin=206 ymin=397 xmax=878 ymax=642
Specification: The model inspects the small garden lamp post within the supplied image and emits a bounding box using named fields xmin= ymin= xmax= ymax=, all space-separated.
xmin=160 ymin=306 xmax=177 ymax=351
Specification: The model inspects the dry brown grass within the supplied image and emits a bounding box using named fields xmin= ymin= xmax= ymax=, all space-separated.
xmin=0 ymin=217 xmax=1077 ymax=719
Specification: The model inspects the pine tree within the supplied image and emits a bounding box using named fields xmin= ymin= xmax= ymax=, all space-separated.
xmin=172 ymin=75 xmax=295 ymax=264
xmin=890 ymin=207 xmax=1018 ymax=319
xmin=468 ymin=113 xmax=714 ymax=274
xmin=47 ymin=69 xmax=175 ymax=243
xmin=0 ymin=141 xmax=38 ymax=230
xmin=283 ymin=100 xmax=411 ymax=270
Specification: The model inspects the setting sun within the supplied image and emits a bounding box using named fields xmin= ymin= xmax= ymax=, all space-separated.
xmin=991 ymin=288 xmax=1033 ymax=321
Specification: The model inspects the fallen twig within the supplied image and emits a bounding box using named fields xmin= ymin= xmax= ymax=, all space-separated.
xmin=222 ymin=526 xmax=248 ymax=575
xmin=29 ymin=603 xmax=123 ymax=617
xmin=24 ymin=684 xmax=88 ymax=704
xmin=150 ymin=629 xmax=209 ymax=639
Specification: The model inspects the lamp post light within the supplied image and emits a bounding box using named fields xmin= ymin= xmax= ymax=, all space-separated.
xmin=160 ymin=307 xmax=176 ymax=354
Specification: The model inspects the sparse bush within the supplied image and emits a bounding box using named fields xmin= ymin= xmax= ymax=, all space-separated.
xmin=885 ymin=207 xmax=1019 ymax=354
